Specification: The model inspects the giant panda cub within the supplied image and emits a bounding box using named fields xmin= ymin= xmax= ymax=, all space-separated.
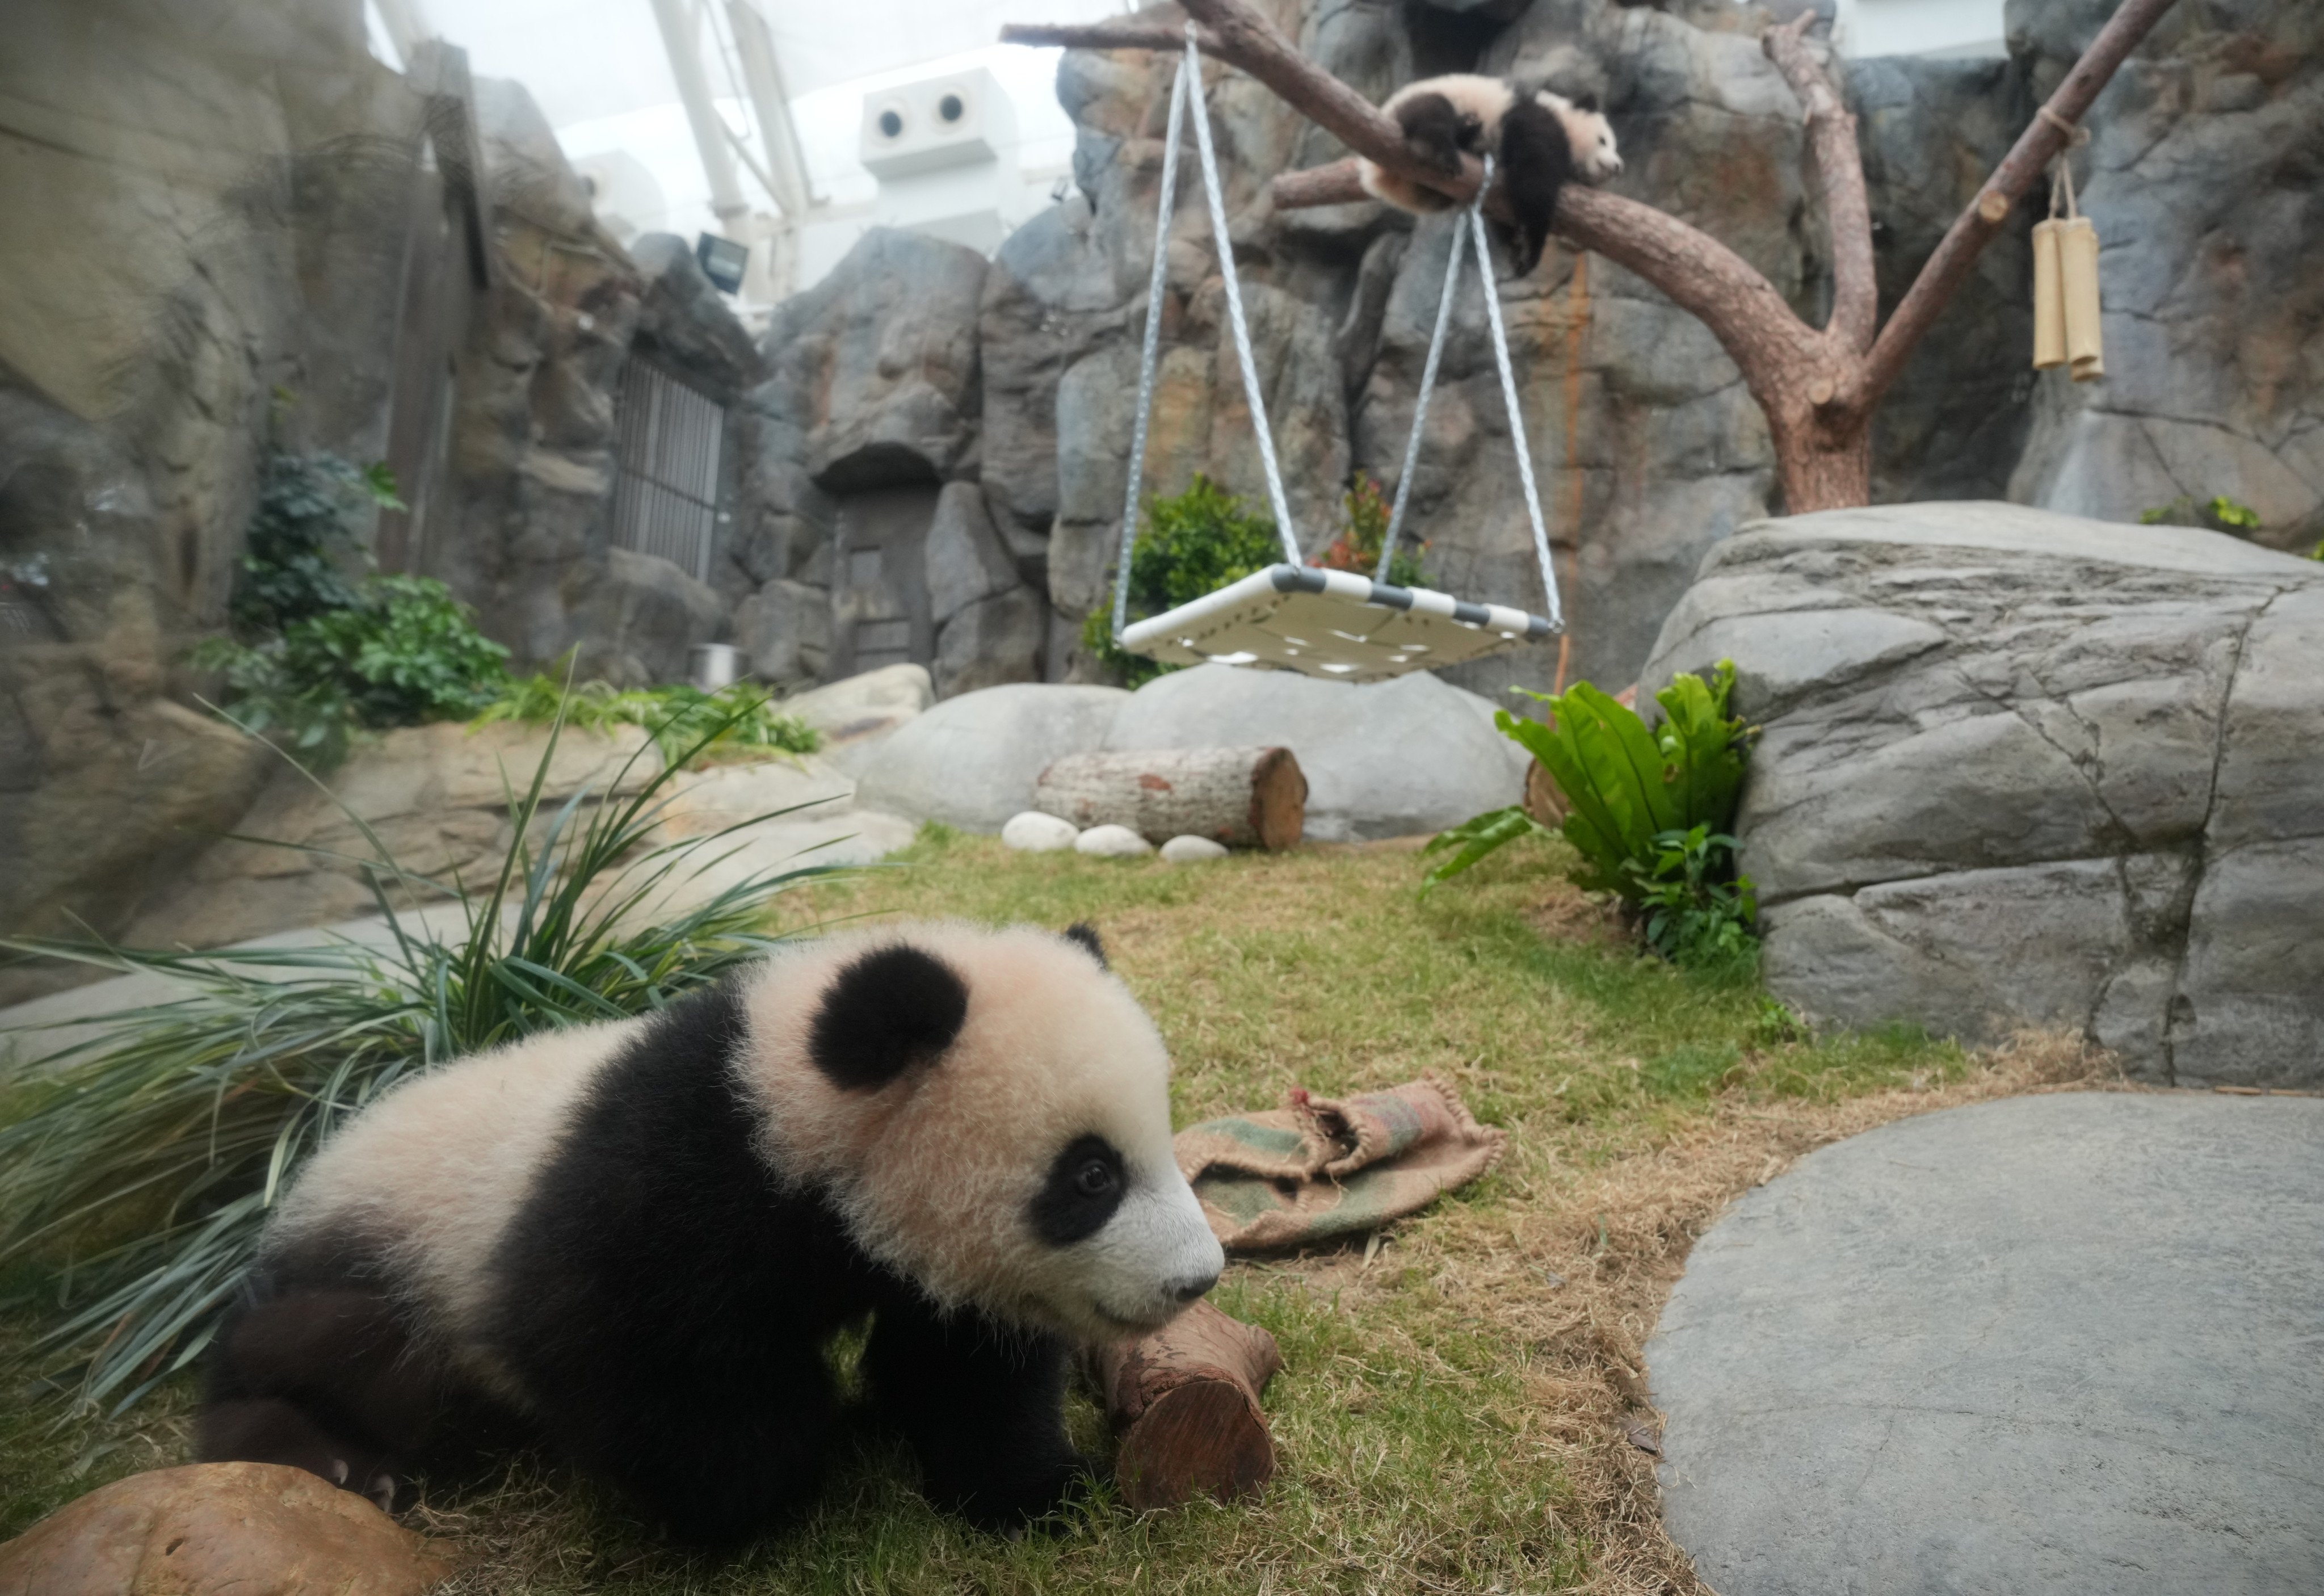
xmin=196 ymin=922 xmax=1225 ymax=1544
xmin=1358 ymin=73 xmax=1623 ymax=277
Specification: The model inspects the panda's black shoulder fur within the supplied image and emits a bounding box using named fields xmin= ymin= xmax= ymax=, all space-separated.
xmin=483 ymin=978 xmax=865 ymax=1540
xmin=484 ymin=975 xmax=1082 ymax=1543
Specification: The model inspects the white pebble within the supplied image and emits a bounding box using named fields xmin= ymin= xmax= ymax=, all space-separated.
xmin=1159 ymin=834 xmax=1230 ymax=863
xmin=1074 ymin=824 xmax=1154 ymax=858
xmin=1002 ymin=810 xmax=1081 ymax=852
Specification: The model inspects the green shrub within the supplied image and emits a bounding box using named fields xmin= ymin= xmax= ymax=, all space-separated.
xmin=229 ymin=453 xmax=402 ymax=636
xmin=2138 ymin=494 xmax=2262 ymax=536
xmin=1626 ymin=823 xmax=1758 ymax=965
xmin=1083 ymin=473 xmax=1287 ymax=687
xmin=475 ymin=672 xmax=820 ymax=766
xmin=197 ymin=577 xmax=510 ymax=765
xmin=201 ymin=454 xmax=510 ymax=764
xmin=0 ymin=711 xmax=842 ymax=1414
xmin=1423 ymin=662 xmax=1759 ymax=964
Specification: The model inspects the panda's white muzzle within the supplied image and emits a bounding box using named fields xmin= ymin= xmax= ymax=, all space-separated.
xmin=1079 ymin=1171 xmax=1226 ymax=1335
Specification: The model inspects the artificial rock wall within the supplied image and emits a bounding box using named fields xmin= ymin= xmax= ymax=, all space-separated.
xmin=731 ymin=0 xmax=2320 ymax=703
xmin=0 ymin=0 xmax=758 ymax=980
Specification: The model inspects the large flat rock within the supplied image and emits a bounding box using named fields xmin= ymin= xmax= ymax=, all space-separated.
xmin=851 ymin=683 xmax=1130 ymax=832
xmin=1648 ymin=1091 xmax=2324 ymax=1596
xmin=1643 ymin=501 xmax=2324 ymax=1088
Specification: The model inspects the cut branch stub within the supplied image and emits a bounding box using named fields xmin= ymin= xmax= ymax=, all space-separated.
xmin=1091 ymin=1299 xmax=1285 ymax=1511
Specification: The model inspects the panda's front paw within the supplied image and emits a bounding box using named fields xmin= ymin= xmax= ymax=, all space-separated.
xmin=1405 ymin=135 xmax=1464 ymax=179
xmin=938 ymin=1452 xmax=1091 ymax=1534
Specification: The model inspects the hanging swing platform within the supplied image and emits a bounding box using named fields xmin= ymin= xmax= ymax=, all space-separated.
xmin=1120 ymin=565 xmax=1556 ymax=684
xmin=1106 ymin=26 xmax=1566 ymax=686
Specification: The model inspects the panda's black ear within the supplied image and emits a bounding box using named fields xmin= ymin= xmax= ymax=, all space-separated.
xmin=1570 ymin=91 xmax=1600 ymax=113
xmin=1063 ymin=922 xmax=1108 ymax=969
xmin=810 ymin=944 xmax=969 ymax=1091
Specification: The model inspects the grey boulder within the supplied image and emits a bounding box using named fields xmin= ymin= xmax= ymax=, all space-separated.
xmin=1102 ymin=665 xmax=1528 ymax=842
xmin=779 ymin=663 xmax=932 ymax=776
xmin=1648 ymin=1091 xmax=2324 ymax=1596
xmin=1642 ymin=501 xmax=2324 ymax=1088
xmin=852 ymin=684 xmax=1130 ymax=832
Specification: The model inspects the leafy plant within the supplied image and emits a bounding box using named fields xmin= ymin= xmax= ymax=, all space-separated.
xmin=2138 ymin=494 xmax=2262 ymax=536
xmin=0 ymin=705 xmax=847 ymax=1414
xmin=1422 ymin=662 xmax=1759 ymax=964
xmin=476 ymin=671 xmax=820 ymax=766
xmin=229 ymin=453 xmax=404 ymax=636
xmin=1625 ymin=825 xmax=1757 ymax=965
xmin=1309 ymin=473 xmax=1428 ymax=589
xmin=201 ymin=454 xmax=511 ymax=765
xmin=1083 ymin=473 xmax=1288 ymax=687
xmin=196 ymin=577 xmax=510 ymax=766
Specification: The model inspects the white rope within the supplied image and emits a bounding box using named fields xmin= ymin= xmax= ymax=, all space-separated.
xmin=1376 ymin=183 xmax=1473 ymax=582
xmin=1466 ymin=167 xmax=1564 ymax=631
xmin=1111 ymin=58 xmax=1189 ymax=642
xmin=1111 ymin=35 xmax=1562 ymax=646
xmin=1183 ymin=30 xmax=1302 ymax=566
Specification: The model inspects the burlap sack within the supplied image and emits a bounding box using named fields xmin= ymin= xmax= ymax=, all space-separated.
xmin=1174 ymin=1074 xmax=1507 ymax=1251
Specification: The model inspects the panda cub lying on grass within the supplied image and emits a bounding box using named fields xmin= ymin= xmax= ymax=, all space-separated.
xmin=197 ymin=922 xmax=1225 ymax=1544
xmin=1358 ymin=73 xmax=1624 ymax=276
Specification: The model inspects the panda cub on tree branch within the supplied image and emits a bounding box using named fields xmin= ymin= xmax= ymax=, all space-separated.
xmin=1358 ymin=73 xmax=1623 ymax=277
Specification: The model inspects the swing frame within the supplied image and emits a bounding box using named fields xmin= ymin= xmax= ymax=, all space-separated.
xmin=1108 ymin=27 xmax=1564 ymax=686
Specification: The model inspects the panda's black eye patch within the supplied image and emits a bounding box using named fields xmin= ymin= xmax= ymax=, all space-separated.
xmin=1029 ymin=1134 xmax=1127 ymax=1246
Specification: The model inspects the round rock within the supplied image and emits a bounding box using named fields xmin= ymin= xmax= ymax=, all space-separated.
xmin=1159 ymin=834 xmax=1229 ymax=863
xmin=0 ymin=1461 xmax=461 ymax=1596
xmin=1646 ymin=1092 xmax=2324 ymax=1596
xmin=1002 ymin=810 xmax=1080 ymax=852
xmin=852 ymin=684 xmax=1129 ymax=832
xmin=1074 ymin=824 xmax=1154 ymax=858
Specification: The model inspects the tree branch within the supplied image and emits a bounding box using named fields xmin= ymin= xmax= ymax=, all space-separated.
xmin=1762 ymin=13 xmax=1876 ymax=359
xmin=999 ymin=21 xmax=1220 ymax=54
xmin=1857 ymin=0 xmax=2179 ymax=410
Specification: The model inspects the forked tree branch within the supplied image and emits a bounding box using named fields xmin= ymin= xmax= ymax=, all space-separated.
xmin=1761 ymin=12 xmax=1877 ymax=359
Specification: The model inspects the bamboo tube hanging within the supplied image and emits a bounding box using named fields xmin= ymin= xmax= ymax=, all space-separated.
xmin=2031 ymin=110 xmax=2102 ymax=383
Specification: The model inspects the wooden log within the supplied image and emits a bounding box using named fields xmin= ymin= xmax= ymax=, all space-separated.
xmin=1036 ymin=746 xmax=1306 ymax=850
xmin=1090 ymin=1299 xmax=1284 ymax=1510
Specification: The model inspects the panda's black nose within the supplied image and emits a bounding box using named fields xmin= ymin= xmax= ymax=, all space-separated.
xmin=1172 ymin=1271 xmax=1220 ymax=1304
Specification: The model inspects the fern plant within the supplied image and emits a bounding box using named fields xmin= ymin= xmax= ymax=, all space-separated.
xmin=1423 ymin=662 xmax=1758 ymax=963
xmin=0 ymin=704 xmax=847 ymax=1414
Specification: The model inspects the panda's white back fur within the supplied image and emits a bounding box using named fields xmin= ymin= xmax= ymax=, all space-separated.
xmin=1358 ymin=74 xmax=1514 ymax=212
xmin=266 ymin=1017 xmax=634 ymax=1400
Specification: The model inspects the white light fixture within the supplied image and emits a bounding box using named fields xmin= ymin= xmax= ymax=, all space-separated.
xmin=859 ymin=66 xmax=1011 ymax=179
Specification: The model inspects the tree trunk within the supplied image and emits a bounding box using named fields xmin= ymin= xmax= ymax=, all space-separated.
xmin=1766 ymin=392 xmax=1876 ymax=513
xmin=1035 ymin=746 xmax=1308 ymax=849
xmin=1090 ymin=1299 xmax=1285 ymax=1511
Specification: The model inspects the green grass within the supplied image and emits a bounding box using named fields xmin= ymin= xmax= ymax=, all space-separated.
xmin=1 ymin=829 xmax=1991 ymax=1590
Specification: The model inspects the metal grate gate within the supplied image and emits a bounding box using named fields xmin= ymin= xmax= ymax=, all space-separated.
xmin=611 ymin=359 xmax=725 ymax=582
